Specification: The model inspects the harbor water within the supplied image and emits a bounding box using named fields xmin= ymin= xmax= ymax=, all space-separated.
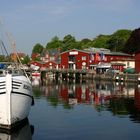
xmin=30 ymin=80 xmax=140 ymax=140
xmin=1 ymin=80 xmax=140 ymax=140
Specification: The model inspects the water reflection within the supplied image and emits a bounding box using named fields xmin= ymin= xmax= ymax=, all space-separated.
xmin=0 ymin=119 xmax=34 ymax=140
xmin=33 ymin=80 xmax=140 ymax=123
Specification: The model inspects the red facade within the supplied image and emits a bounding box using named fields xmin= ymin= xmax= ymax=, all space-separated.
xmin=135 ymin=51 xmax=140 ymax=73
xmin=61 ymin=49 xmax=133 ymax=70
xmin=43 ymin=61 xmax=57 ymax=69
xmin=30 ymin=61 xmax=57 ymax=69
xmin=30 ymin=61 xmax=43 ymax=67
xmin=31 ymin=49 xmax=134 ymax=71
xmin=61 ymin=49 xmax=91 ymax=69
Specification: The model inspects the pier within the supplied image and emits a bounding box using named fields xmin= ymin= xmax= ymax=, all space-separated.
xmin=40 ymin=68 xmax=140 ymax=83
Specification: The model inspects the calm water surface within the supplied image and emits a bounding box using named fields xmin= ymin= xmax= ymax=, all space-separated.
xmin=11 ymin=80 xmax=140 ymax=140
xmin=28 ymin=80 xmax=140 ymax=140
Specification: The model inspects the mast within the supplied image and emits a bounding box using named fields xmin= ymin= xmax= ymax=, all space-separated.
xmin=6 ymin=33 xmax=31 ymax=82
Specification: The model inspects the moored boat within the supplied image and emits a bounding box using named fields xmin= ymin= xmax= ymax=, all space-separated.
xmin=0 ymin=67 xmax=34 ymax=129
xmin=0 ymin=21 xmax=34 ymax=129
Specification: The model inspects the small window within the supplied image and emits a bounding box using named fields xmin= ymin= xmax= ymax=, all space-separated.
xmin=127 ymin=61 xmax=130 ymax=67
xmin=82 ymin=56 xmax=86 ymax=60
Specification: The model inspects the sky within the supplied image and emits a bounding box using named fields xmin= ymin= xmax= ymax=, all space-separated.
xmin=0 ymin=0 xmax=140 ymax=55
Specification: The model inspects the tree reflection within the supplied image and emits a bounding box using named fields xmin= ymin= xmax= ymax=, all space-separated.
xmin=107 ymin=98 xmax=129 ymax=116
xmin=32 ymin=80 xmax=140 ymax=123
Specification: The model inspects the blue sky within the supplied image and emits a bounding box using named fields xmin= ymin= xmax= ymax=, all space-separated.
xmin=0 ymin=0 xmax=140 ymax=55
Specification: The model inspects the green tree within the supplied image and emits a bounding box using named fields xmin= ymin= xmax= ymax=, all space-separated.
xmin=46 ymin=36 xmax=62 ymax=50
xmin=107 ymin=29 xmax=131 ymax=52
xmin=62 ymin=34 xmax=77 ymax=51
xmin=78 ymin=38 xmax=92 ymax=49
xmin=0 ymin=55 xmax=5 ymax=61
xmin=32 ymin=43 xmax=44 ymax=54
xmin=21 ymin=55 xmax=30 ymax=65
xmin=92 ymin=34 xmax=110 ymax=48
xmin=0 ymin=55 xmax=11 ymax=62
xmin=123 ymin=28 xmax=140 ymax=54
xmin=31 ymin=28 xmax=132 ymax=54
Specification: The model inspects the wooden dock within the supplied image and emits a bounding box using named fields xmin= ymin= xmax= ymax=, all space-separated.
xmin=40 ymin=68 xmax=140 ymax=83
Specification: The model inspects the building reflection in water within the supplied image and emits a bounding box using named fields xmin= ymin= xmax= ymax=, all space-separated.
xmin=0 ymin=119 xmax=34 ymax=140
xmin=34 ymin=80 xmax=140 ymax=123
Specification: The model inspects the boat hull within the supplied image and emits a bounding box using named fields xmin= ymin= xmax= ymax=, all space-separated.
xmin=0 ymin=74 xmax=33 ymax=129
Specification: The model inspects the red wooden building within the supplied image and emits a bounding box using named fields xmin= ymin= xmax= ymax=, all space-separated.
xmin=60 ymin=49 xmax=134 ymax=72
xmin=135 ymin=51 xmax=140 ymax=73
xmin=61 ymin=49 xmax=91 ymax=69
xmin=30 ymin=61 xmax=57 ymax=70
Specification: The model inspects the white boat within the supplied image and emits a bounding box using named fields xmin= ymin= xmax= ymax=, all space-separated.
xmin=0 ymin=64 xmax=34 ymax=129
xmin=0 ymin=22 xmax=34 ymax=129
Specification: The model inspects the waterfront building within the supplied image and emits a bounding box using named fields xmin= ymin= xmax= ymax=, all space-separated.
xmin=30 ymin=48 xmax=134 ymax=74
xmin=135 ymin=50 xmax=140 ymax=73
xmin=60 ymin=48 xmax=134 ymax=73
xmin=31 ymin=49 xmax=60 ymax=70
xmin=30 ymin=61 xmax=58 ymax=70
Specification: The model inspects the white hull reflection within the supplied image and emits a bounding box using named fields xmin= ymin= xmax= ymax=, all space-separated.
xmin=0 ymin=119 xmax=34 ymax=140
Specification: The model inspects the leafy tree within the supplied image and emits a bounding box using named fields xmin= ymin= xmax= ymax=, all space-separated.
xmin=78 ymin=38 xmax=92 ymax=49
xmin=32 ymin=43 xmax=44 ymax=54
xmin=123 ymin=28 xmax=140 ymax=54
xmin=46 ymin=36 xmax=62 ymax=50
xmin=21 ymin=55 xmax=30 ymax=65
xmin=0 ymin=55 xmax=11 ymax=62
xmin=31 ymin=29 xmax=133 ymax=54
xmin=107 ymin=29 xmax=131 ymax=52
xmin=92 ymin=34 xmax=110 ymax=48
xmin=0 ymin=55 xmax=5 ymax=61
xmin=34 ymin=56 xmax=41 ymax=61
xmin=62 ymin=34 xmax=77 ymax=51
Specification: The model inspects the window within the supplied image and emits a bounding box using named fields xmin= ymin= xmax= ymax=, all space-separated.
xmin=82 ymin=56 xmax=86 ymax=60
xmin=127 ymin=61 xmax=130 ymax=67
xmin=50 ymin=56 xmax=55 ymax=61
xmin=69 ymin=55 xmax=75 ymax=62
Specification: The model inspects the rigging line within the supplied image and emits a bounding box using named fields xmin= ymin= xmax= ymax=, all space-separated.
xmin=0 ymin=40 xmax=5 ymax=56
xmin=1 ymin=40 xmax=9 ymax=56
xmin=6 ymin=33 xmax=31 ymax=83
